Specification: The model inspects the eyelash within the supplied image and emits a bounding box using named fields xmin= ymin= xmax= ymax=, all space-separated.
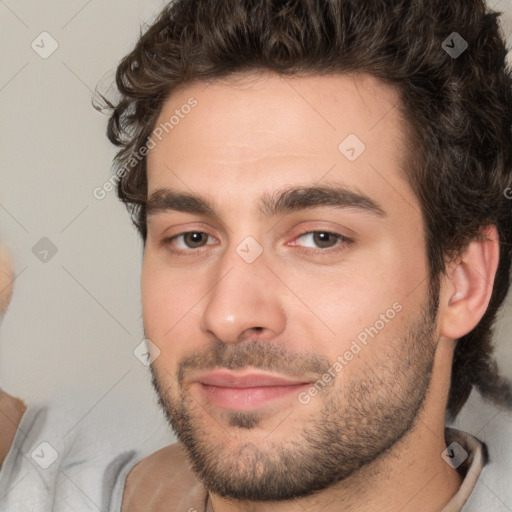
xmin=162 ymin=229 xmax=354 ymax=256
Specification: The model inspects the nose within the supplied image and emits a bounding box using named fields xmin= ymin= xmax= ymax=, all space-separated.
xmin=199 ymin=246 xmax=286 ymax=344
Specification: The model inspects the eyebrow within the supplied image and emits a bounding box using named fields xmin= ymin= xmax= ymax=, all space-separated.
xmin=146 ymin=184 xmax=386 ymax=220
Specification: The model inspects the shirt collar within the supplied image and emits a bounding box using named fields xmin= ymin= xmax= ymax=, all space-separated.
xmin=440 ymin=427 xmax=486 ymax=511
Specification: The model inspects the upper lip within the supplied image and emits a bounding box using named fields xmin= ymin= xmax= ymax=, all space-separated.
xmin=196 ymin=370 xmax=311 ymax=388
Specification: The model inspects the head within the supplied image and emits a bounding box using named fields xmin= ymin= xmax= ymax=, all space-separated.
xmin=97 ymin=0 xmax=512 ymax=501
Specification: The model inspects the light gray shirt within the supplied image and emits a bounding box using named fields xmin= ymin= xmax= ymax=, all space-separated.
xmin=0 ymin=391 xmax=169 ymax=512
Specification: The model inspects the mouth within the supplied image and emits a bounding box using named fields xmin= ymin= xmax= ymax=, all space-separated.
xmin=194 ymin=369 xmax=312 ymax=411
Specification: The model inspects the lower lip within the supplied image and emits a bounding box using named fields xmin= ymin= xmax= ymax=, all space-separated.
xmin=198 ymin=383 xmax=310 ymax=411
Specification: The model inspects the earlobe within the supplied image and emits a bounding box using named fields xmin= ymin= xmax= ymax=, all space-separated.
xmin=439 ymin=225 xmax=500 ymax=339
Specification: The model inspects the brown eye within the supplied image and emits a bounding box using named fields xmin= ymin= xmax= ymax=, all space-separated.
xmin=182 ymin=232 xmax=208 ymax=248
xmin=163 ymin=231 xmax=216 ymax=253
xmin=294 ymin=230 xmax=349 ymax=250
xmin=311 ymin=232 xmax=339 ymax=248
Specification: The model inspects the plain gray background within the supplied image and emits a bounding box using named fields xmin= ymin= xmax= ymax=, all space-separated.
xmin=1 ymin=4 xmax=512 ymax=503
xmin=0 ymin=0 xmax=170 ymax=432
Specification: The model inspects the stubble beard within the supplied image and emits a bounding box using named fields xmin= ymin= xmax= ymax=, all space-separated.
xmin=149 ymin=293 xmax=439 ymax=501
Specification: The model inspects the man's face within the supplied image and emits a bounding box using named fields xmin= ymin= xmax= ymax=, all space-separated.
xmin=142 ymin=72 xmax=438 ymax=499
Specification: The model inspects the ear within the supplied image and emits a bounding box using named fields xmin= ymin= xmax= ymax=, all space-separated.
xmin=438 ymin=225 xmax=500 ymax=339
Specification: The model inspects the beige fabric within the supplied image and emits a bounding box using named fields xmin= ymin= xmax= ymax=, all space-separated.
xmin=440 ymin=428 xmax=486 ymax=512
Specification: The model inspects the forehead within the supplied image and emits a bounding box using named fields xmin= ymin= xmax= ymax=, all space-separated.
xmin=145 ymin=71 xmax=418 ymax=221
xmin=148 ymin=72 xmax=404 ymax=161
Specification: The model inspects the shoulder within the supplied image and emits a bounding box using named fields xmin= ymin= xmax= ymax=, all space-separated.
xmin=0 ymin=391 xmax=27 ymax=470
xmin=124 ymin=442 xmax=192 ymax=485
xmin=121 ymin=442 xmax=206 ymax=512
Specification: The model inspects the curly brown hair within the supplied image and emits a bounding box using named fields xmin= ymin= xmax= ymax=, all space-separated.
xmin=95 ymin=0 xmax=512 ymax=420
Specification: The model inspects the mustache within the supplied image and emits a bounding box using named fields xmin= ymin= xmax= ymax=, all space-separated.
xmin=174 ymin=338 xmax=332 ymax=387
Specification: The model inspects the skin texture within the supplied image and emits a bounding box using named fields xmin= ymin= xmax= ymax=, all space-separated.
xmin=0 ymin=392 xmax=26 ymax=471
xmin=0 ymin=245 xmax=26 ymax=471
xmin=122 ymin=72 xmax=499 ymax=512
xmin=0 ymin=245 xmax=13 ymax=316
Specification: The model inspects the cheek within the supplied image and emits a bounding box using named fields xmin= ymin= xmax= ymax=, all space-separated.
xmin=298 ymin=247 xmax=424 ymax=357
xmin=141 ymin=270 xmax=182 ymax=372
xmin=141 ymin=257 xmax=180 ymax=338
xmin=141 ymin=255 xmax=207 ymax=349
